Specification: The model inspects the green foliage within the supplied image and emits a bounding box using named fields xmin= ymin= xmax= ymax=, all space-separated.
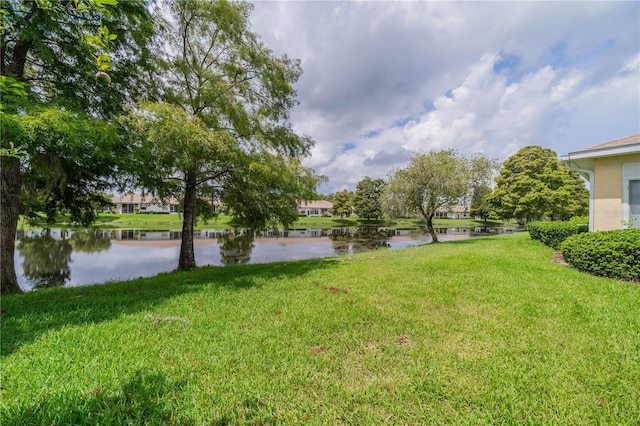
xmin=527 ymin=221 xmax=589 ymax=249
xmin=469 ymin=184 xmax=492 ymax=221
xmin=561 ymin=229 xmax=640 ymax=281
xmin=330 ymin=190 xmax=353 ymax=219
xmin=13 ymin=108 xmax=124 ymax=226
xmin=222 ymin=153 xmax=321 ymax=230
xmin=0 ymin=142 xmax=26 ymax=158
xmin=120 ymin=0 xmax=321 ymax=271
xmin=488 ymin=146 xmax=589 ymax=222
xmin=568 ymin=216 xmax=589 ymax=224
xmin=621 ymin=217 xmax=638 ymax=229
xmin=469 ymin=153 xmax=499 ymax=192
xmin=383 ymin=149 xmax=494 ymax=241
xmin=1 ymin=0 xmax=159 ymax=294
xmin=0 ymin=110 xmax=27 ymax=158
xmin=384 ymin=150 xmax=468 ymax=220
xmin=120 ymin=102 xmax=234 ymax=197
xmin=193 ymin=195 xmax=217 ymax=223
xmin=160 ymin=0 xmax=306 ymax=151
xmin=0 ymin=76 xmax=28 ymax=111
xmin=1 ymin=1 xmax=120 ymax=80
xmin=317 ymin=193 xmax=335 ymax=202
xmin=353 ymin=177 xmax=385 ymax=220
xmin=2 ymin=0 xmax=159 ymax=116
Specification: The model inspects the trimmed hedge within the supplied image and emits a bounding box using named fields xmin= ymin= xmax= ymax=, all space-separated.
xmin=527 ymin=221 xmax=589 ymax=249
xmin=560 ymin=229 xmax=640 ymax=281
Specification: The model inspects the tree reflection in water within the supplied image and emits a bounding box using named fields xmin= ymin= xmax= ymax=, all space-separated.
xmin=18 ymin=229 xmax=72 ymax=289
xmin=218 ymin=230 xmax=255 ymax=265
xmin=17 ymin=229 xmax=111 ymax=288
xmin=329 ymin=226 xmax=390 ymax=255
xmin=69 ymin=229 xmax=112 ymax=252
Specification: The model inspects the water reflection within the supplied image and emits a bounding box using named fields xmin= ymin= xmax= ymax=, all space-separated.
xmin=17 ymin=229 xmax=111 ymax=289
xmin=218 ymin=230 xmax=255 ymax=265
xmin=18 ymin=229 xmax=72 ymax=289
xmin=329 ymin=226 xmax=393 ymax=254
xmin=15 ymin=225 xmax=515 ymax=290
xmin=69 ymin=229 xmax=112 ymax=252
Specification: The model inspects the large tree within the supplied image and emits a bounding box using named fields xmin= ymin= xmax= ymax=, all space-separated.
xmin=466 ymin=153 xmax=498 ymax=222
xmin=383 ymin=149 xmax=494 ymax=242
xmin=0 ymin=0 xmax=158 ymax=293
xmin=470 ymin=185 xmax=492 ymax=222
xmin=330 ymin=190 xmax=353 ymax=220
xmin=353 ymin=177 xmax=385 ymax=220
xmin=123 ymin=0 xmax=321 ymax=271
xmin=488 ymin=146 xmax=588 ymax=222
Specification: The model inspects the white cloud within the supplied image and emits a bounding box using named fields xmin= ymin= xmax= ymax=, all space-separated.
xmin=250 ymin=1 xmax=640 ymax=192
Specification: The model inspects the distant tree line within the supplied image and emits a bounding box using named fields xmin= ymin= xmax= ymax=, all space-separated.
xmin=319 ymin=146 xmax=588 ymax=242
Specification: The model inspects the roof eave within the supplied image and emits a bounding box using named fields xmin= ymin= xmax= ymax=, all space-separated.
xmin=563 ymin=143 xmax=640 ymax=161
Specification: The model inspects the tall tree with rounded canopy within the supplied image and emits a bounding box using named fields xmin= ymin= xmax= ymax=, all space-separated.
xmin=330 ymin=190 xmax=353 ymax=220
xmin=383 ymin=149 xmax=493 ymax=242
xmin=0 ymin=0 xmax=158 ymax=294
xmin=124 ymin=0 xmax=321 ymax=271
xmin=470 ymin=185 xmax=493 ymax=222
xmin=488 ymin=146 xmax=588 ymax=222
xmin=353 ymin=177 xmax=385 ymax=220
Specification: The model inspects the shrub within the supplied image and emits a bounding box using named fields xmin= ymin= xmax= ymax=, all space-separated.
xmin=560 ymin=229 xmax=640 ymax=281
xmin=568 ymin=216 xmax=589 ymax=224
xmin=527 ymin=221 xmax=589 ymax=249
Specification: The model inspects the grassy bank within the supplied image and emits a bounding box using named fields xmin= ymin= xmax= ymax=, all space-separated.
xmin=2 ymin=233 xmax=638 ymax=424
xmin=19 ymin=213 xmax=505 ymax=231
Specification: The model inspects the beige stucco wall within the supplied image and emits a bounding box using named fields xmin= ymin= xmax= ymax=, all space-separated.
xmin=593 ymin=154 xmax=640 ymax=231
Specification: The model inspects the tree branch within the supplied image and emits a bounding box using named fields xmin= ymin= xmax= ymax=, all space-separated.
xmin=199 ymin=28 xmax=219 ymax=70
xmin=195 ymin=168 xmax=234 ymax=186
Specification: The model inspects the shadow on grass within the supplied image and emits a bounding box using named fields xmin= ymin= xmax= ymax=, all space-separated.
xmin=3 ymin=368 xmax=282 ymax=425
xmin=0 ymin=370 xmax=194 ymax=425
xmin=0 ymin=258 xmax=334 ymax=357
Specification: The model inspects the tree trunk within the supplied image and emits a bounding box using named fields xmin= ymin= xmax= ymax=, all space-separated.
xmin=178 ymin=171 xmax=197 ymax=271
xmin=7 ymin=39 xmax=32 ymax=79
xmin=2 ymin=19 xmax=33 ymax=294
xmin=1 ymin=157 xmax=22 ymax=294
xmin=426 ymin=214 xmax=438 ymax=243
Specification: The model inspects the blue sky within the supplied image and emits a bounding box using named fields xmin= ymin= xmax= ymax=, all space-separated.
xmin=250 ymin=1 xmax=640 ymax=192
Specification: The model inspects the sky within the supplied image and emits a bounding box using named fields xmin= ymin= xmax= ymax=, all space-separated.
xmin=248 ymin=0 xmax=640 ymax=193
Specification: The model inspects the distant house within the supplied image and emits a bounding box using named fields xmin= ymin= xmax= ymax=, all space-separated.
xmin=562 ymin=133 xmax=640 ymax=231
xmin=298 ymin=200 xmax=333 ymax=217
xmin=111 ymin=194 xmax=180 ymax=214
xmin=435 ymin=205 xmax=471 ymax=219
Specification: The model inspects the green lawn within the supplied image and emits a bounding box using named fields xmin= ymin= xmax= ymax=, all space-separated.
xmin=20 ymin=213 xmax=506 ymax=230
xmin=2 ymin=232 xmax=638 ymax=424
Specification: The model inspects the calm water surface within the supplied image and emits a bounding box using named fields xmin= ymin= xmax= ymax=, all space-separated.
xmin=15 ymin=226 xmax=513 ymax=291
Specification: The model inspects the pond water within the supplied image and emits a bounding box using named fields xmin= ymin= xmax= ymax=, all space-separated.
xmin=14 ymin=226 xmax=514 ymax=291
